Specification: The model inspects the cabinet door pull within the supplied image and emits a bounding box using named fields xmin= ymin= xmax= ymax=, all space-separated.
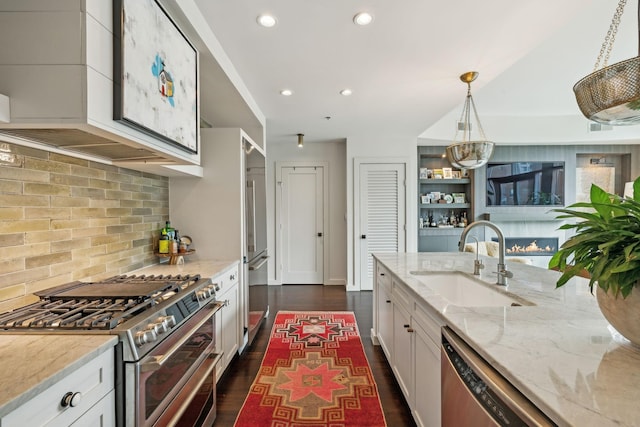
xmin=407 ymin=328 xmax=415 ymax=333
xmin=61 ymin=391 xmax=82 ymax=407
xmin=403 ymin=324 xmax=410 ymax=328
xmin=386 ymin=300 xmax=391 ymax=303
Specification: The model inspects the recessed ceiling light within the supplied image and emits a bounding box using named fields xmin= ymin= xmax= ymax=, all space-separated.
xmin=280 ymin=89 xmax=293 ymax=96
xmin=257 ymin=14 xmax=277 ymax=28
xmin=353 ymin=12 xmax=373 ymax=26
xmin=340 ymin=89 xmax=353 ymax=96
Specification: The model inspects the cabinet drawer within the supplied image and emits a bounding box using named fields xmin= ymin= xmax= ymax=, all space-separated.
xmin=392 ymin=280 xmax=411 ymax=311
xmin=376 ymin=263 xmax=391 ymax=289
xmin=214 ymin=263 xmax=240 ymax=294
xmin=2 ymin=349 xmax=115 ymax=427
xmin=413 ymin=300 xmax=442 ymax=345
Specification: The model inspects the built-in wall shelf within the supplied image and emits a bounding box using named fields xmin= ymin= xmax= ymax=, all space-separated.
xmin=417 ymin=147 xmax=474 ymax=252
xmin=420 ymin=203 xmax=470 ymax=209
xmin=418 ymin=227 xmax=465 ymax=236
xmin=419 ymin=178 xmax=471 ymax=185
xmin=482 ymin=212 xmax=563 ymax=222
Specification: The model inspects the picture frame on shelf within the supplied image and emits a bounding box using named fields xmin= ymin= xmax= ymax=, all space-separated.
xmin=419 ymin=168 xmax=429 ymax=179
xmin=433 ymin=168 xmax=444 ymax=179
xmin=442 ymin=167 xmax=453 ymax=179
xmin=420 ymin=195 xmax=429 ymax=204
xmin=452 ymin=193 xmax=466 ymax=204
xmin=451 ymin=170 xmax=461 ymax=179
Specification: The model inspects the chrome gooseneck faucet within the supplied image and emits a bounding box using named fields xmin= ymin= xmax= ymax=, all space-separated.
xmin=459 ymin=220 xmax=513 ymax=286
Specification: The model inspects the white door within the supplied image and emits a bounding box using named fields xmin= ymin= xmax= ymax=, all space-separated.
xmin=279 ymin=166 xmax=324 ymax=284
xmin=357 ymin=163 xmax=406 ymax=290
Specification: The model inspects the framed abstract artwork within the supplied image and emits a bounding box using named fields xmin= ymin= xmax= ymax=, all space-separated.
xmin=113 ymin=0 xmax=199 ymax=154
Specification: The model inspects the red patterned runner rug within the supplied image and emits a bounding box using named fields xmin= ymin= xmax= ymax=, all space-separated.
xmin=234 ymin=311 xmax=387 ymax=427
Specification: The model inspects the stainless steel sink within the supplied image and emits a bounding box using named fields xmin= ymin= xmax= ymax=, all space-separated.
xmin=409 ymin=271 xmax=533 ymax=307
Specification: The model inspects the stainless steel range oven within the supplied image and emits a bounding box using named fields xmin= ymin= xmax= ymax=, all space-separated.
xmin=0 ymin=274 xmax=223 ymax=427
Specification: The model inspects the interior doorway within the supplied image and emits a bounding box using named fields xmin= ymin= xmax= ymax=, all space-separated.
xmin=355 ymin=160 xmax=407 ymax=290
xmin=276 ymin=162 xmax=328 ymax=284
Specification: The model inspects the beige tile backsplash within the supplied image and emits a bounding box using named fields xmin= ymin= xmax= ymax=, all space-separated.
xmin=0 ymin=143 xmax=168 ymax=303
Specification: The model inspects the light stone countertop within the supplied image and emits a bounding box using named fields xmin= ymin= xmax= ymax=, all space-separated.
xmin=131 ymin=259 xmax=239 ymax=278
xmin=374 ymin=252 xmax=640 ymax=427
xmin=0 ymin=335 xmax=117 ymax=417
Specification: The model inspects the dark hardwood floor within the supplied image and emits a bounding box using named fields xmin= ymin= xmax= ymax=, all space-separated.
xmin=214 ymin=284 xmax=416 ymax=426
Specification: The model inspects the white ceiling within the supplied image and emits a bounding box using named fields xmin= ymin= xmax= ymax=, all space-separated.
xmin=192 ymin=0 xmax=640 ymax=147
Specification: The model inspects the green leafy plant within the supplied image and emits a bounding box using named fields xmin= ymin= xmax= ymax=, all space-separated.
xmin=549 ymin=176 xmax=640 ymax=298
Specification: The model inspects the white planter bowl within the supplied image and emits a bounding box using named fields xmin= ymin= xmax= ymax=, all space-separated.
xmin=596 ymin=286 xmax=640 ymax=347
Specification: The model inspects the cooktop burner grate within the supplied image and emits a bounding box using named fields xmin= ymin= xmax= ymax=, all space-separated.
xmin=0 ymin=274 xmax=206 ymax=331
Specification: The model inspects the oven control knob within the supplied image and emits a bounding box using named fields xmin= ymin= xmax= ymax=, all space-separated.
xmin=134 ymin=331 xmax=146 ymax=346
xmin=144 ymin=329 xmax=158 ymax=343
xmin=153 ymin=318 xmax=168 ymax=334
xmin=135 ymin=329 xmax=157 ymax=346
xmin=197 ymin=288 xmax=212 ymax=301
xmin=163 ymin=315 xmax=177 ymax=328
xmin=149 ymin=321 xmax=167 ymax=335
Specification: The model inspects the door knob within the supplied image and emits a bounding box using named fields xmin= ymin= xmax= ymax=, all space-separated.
xmin=361 ymin=234 xmax=366 ymax=239
xmin=317 ymin=232 xmax=323 ymax=237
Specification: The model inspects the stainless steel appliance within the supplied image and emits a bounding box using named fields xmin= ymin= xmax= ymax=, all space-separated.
xmin=244 ymin=138 xmax=269 ymax=344
xmin=0 ymin=274 xmax=223 ymax=427
xmin=441 ymin=327 xmax=555 ymax=427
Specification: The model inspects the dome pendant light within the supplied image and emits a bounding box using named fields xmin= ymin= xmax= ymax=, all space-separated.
xmin=574 ymin=0 xmax=640 ymax=125
xmin=446 ymin=71 xmax=494 ymax=170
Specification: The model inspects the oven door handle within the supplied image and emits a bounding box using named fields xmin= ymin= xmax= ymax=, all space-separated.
xmin=140 ymin=302 xmax=223 ymax=373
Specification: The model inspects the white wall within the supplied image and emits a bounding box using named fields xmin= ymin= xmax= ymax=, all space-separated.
xmin=267 ymin=140 xmax=347 ymax=286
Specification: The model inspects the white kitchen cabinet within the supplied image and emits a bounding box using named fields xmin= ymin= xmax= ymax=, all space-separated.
xmin=413 ymin=320 xmax=441 ymax=427
xmin=372 ymin=257 xmax=444 ymax=427
xmin=392 ymin=296 xmax=413 ymax=400
xmin=1 ymin=349 xmax=115 ymax=427
xmin=214 ymin=262 xmax=241 ymax=381
xmin=375 ymin=263 xmax=393 ymax=359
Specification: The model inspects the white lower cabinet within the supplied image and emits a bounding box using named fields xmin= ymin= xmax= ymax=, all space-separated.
xmin=373 ymin=258 xmax=443 ymax=427
xmin=413 ymin=320 xmax=441 ymax=427
xmin=214 ymin=262 xmax=241 ymax=381
xmin=376 ymin=263 xmax=393 ymax=359
xmin=1 ymin=349 xmax=115 ymax=427
xmin=392 ymin=298 xmax=413 ymax=399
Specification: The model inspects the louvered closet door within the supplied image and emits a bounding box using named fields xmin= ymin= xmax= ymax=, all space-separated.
xmin=359 ymin=163 xmax=406 ymax=290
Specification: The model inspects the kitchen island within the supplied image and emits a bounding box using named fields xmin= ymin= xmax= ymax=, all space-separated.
xmin=373 ymin=252 xmax=640 ymax=427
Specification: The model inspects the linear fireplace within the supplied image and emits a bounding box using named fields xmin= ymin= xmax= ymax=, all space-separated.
xmin=492 ymin=237 xmax=558 ymax=256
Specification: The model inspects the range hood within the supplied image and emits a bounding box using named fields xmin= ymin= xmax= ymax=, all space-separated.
xmin=0 ymin=2 xmax=202 ymax=175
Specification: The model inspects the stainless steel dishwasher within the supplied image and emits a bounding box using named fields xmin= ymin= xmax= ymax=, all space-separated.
xmin=441 ymin=327 xmax=556 ymax=426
